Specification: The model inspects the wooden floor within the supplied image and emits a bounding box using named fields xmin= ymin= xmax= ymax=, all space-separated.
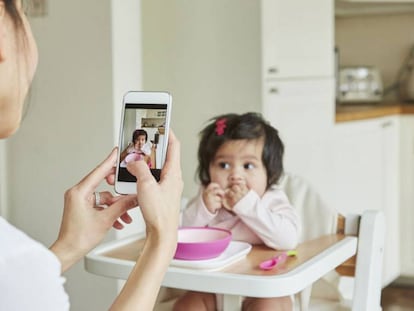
xmin=382 ymin=284 xmax=414 ymax=311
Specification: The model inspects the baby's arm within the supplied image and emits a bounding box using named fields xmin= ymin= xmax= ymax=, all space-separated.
xmin=234 ymin=188 xmax=300 ymax=250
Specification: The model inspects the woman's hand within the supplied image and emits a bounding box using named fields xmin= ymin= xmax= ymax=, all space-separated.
xmin=50 ymin=148 xmax=138 ymax=272
xmin=126 ymin=130 xmax=183 ymax=250
xmin=109 ymin=130 xmax=183 ymax=311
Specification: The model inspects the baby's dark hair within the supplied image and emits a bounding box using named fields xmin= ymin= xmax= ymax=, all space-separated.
xmin=132 ymin=129 xmax=148 ymax=143
xmin=197 ymin=112 xmax=284 ymax=189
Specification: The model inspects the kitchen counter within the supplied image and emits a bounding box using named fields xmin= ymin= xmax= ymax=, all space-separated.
xmin=336 ymin=102 xmax=414 ymax=123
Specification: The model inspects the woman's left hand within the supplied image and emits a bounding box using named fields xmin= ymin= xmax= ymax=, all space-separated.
xmin=50 ymin=148 xmax=138 ymax=272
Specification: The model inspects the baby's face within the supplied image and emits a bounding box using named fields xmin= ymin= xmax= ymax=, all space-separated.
xmin=134 ymin=135 xmax=147 ymax=149
xmin=209 ymin=139 xmax=267 ymax=197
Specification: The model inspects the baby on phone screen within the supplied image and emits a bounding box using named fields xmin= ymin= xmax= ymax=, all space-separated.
xmin=173 ymin=112 xmax=300 ymax=311
xmin=120 ymin=129 xmax=153 ymax=167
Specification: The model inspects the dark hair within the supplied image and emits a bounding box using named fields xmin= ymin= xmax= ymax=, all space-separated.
xmin=197 ymin=112 xmax=284 ymax=189
xmin=3 ymin=0 xmax=24 ymax=31
xmin=3 ymin=1 xmax=32 ymax=120
xmin=132 ymin=129 xmax=148 ymax=143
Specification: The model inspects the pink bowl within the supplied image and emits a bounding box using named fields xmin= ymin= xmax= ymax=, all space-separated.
xmin=125 ymin=153 xmax=142 ymax=163
xmin=174 ymin=227 xmax=232 ymax=260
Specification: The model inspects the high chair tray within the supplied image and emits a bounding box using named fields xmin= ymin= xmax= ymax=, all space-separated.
xmin=84 ymin=212 xmax=383 ymax=311
xmin=85 ymin=232 xmax=357 ymax=297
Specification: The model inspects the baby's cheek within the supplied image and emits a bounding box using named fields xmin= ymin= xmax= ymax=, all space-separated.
xmin=210 ymin=175 xmax=228 ymax=191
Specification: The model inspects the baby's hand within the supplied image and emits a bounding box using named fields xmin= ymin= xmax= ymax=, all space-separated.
xmin=202 ymin=183 xmax=225 ymax=214
xmin=222 ymin=181 xmax=249 ymax=211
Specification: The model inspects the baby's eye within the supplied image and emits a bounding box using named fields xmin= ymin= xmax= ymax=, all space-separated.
xmin=218 ymin=162 xmax=230 ymax=169
xmin=244 ymin=163 xmax=255 ymax=170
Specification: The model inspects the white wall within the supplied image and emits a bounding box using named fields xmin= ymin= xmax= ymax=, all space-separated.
xmin=110 ymin=0 xmax=145 ymax=239
xmin=141 ymin=0 xmax=262 ymax=198
xmin=3 ymin=0 xmax=260 ymax=309
xmin=5 ymin=1 xmax=142 ymax=310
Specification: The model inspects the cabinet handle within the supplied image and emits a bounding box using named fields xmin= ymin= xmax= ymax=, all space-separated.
xmin=412 ymin=139 xmax=414 ymax=156
xmin=381 ymin=121 xmax=393 ymax=128
xmin=269 ymin=87 xmax=278 ymax=94
xmin=268 ymin=67 xmax=278 ymax=74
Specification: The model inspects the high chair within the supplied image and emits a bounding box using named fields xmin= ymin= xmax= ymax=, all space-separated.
xmin=152 ymin=174 xmax=385 ymax=310
xmin=279 ymin=173 xmax=385 ymax=311
xmin=85 ymin=175 xmax=385 ymax=311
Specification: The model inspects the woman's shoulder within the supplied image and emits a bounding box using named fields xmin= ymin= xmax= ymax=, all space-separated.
xmin=0 ymin=217 xmax=55 ymax=261
xmin=0 ymin=217 xmax=33 ymax=247
xmin=0 ymin=218 xmax=70 ymax=309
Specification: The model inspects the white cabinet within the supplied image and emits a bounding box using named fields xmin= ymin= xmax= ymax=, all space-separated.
xmin=399 ymin=116 xmax=414 ymax=277
xmin=332 ymin=119 xmax=383 ymax=214
xmin=263 ymin=79 xmax=336 ymax=206
xmin=261 ymin=0 xmax=336 ymax=206
xmin=261 ymin=0 xmax=334 ymax=80
xmin=332 ymin=117 xmax=400 ymax=286
xmin=263 ymin=79 xmax=335 ymax=136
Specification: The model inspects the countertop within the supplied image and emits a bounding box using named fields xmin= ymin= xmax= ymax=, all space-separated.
xmin=336 ymin=101 xmax=414 ymax=123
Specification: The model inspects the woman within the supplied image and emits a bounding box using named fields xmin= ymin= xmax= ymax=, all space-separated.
xmin=0 ymin=1 xmax=183 ymax=310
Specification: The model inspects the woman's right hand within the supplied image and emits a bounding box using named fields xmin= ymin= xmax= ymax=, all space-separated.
xmin=110 ymin=131 xmax=183 ymax=310
xmin=126 ymin=130 xmax=183 ymax=252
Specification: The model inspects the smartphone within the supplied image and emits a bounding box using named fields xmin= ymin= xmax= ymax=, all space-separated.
xmin=115 ymin=91 xmax=172 ymax=194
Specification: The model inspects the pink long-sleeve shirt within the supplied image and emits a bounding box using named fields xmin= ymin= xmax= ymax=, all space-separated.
xmin=182 ymin=185 xmax=300 ymax=250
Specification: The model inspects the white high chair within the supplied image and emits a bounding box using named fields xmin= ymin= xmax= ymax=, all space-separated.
xmin=280 ymin=173 xmax=385 ymax=311
xmin=154 ymin=174 xmax=386 ymax=311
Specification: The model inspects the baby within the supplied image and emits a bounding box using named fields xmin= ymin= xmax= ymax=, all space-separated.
xmin=120 ymin=129 xmax=152 ymax=167
xmin=173 ymin=112 xmax=300 ymax=311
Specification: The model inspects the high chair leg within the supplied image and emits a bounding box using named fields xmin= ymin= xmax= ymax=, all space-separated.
xmin=296 ymin=285 xmax=312 ymax=311
xmin=352 ymin=210 xmax=385 ymax=311
xmin=222 ymin=294 xmax=242 ymax=311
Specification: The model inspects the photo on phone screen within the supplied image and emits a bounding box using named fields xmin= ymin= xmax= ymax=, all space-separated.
xmin=117 ymin=103 xmax=169 ymax=184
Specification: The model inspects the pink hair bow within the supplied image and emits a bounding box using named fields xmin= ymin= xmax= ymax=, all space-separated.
xmin=215 ymin=118 xmax=227 ymax=136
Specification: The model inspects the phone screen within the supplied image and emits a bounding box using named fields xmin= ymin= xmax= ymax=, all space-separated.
xmin=117 ymin=103 xmax=168 ymax=182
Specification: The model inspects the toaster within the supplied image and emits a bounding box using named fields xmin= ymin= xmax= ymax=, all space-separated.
xmin=337 ymin=66 xmax=384 ymax=103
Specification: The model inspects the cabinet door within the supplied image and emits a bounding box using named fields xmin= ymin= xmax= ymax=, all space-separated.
xmin=262 ymin=78 xmax=335 ymax=136
xmin=332 ymin=120 xmax=383 ymax=215
xmin=382 ymin=117 xmax=400 ymax=285
xmin=332 ymin=117 xmax=400 ymax=286
xmin=261 ymin=0 xmax=334 ymax=80
xmin=400 ymin=116 xmax=414 ymax=277
xmin=262 ymin=78 xmax=336 ymax=206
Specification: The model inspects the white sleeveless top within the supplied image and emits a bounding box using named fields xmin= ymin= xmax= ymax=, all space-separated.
xmin=0 ymin=217 xmax=70 ymax=310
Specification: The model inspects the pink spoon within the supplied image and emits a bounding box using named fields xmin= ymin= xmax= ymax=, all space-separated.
xmin=259 ymin=250 xmax=297 ymax=271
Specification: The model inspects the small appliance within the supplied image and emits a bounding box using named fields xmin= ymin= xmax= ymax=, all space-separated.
xmin=337 ymin=66 xmax=383 ymax=103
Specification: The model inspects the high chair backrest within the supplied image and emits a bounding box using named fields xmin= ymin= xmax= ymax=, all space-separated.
xmin=279 ymin=173 xmax=338 ymax=243
xmin=279 ymin=173 xmax=385 ymax=311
